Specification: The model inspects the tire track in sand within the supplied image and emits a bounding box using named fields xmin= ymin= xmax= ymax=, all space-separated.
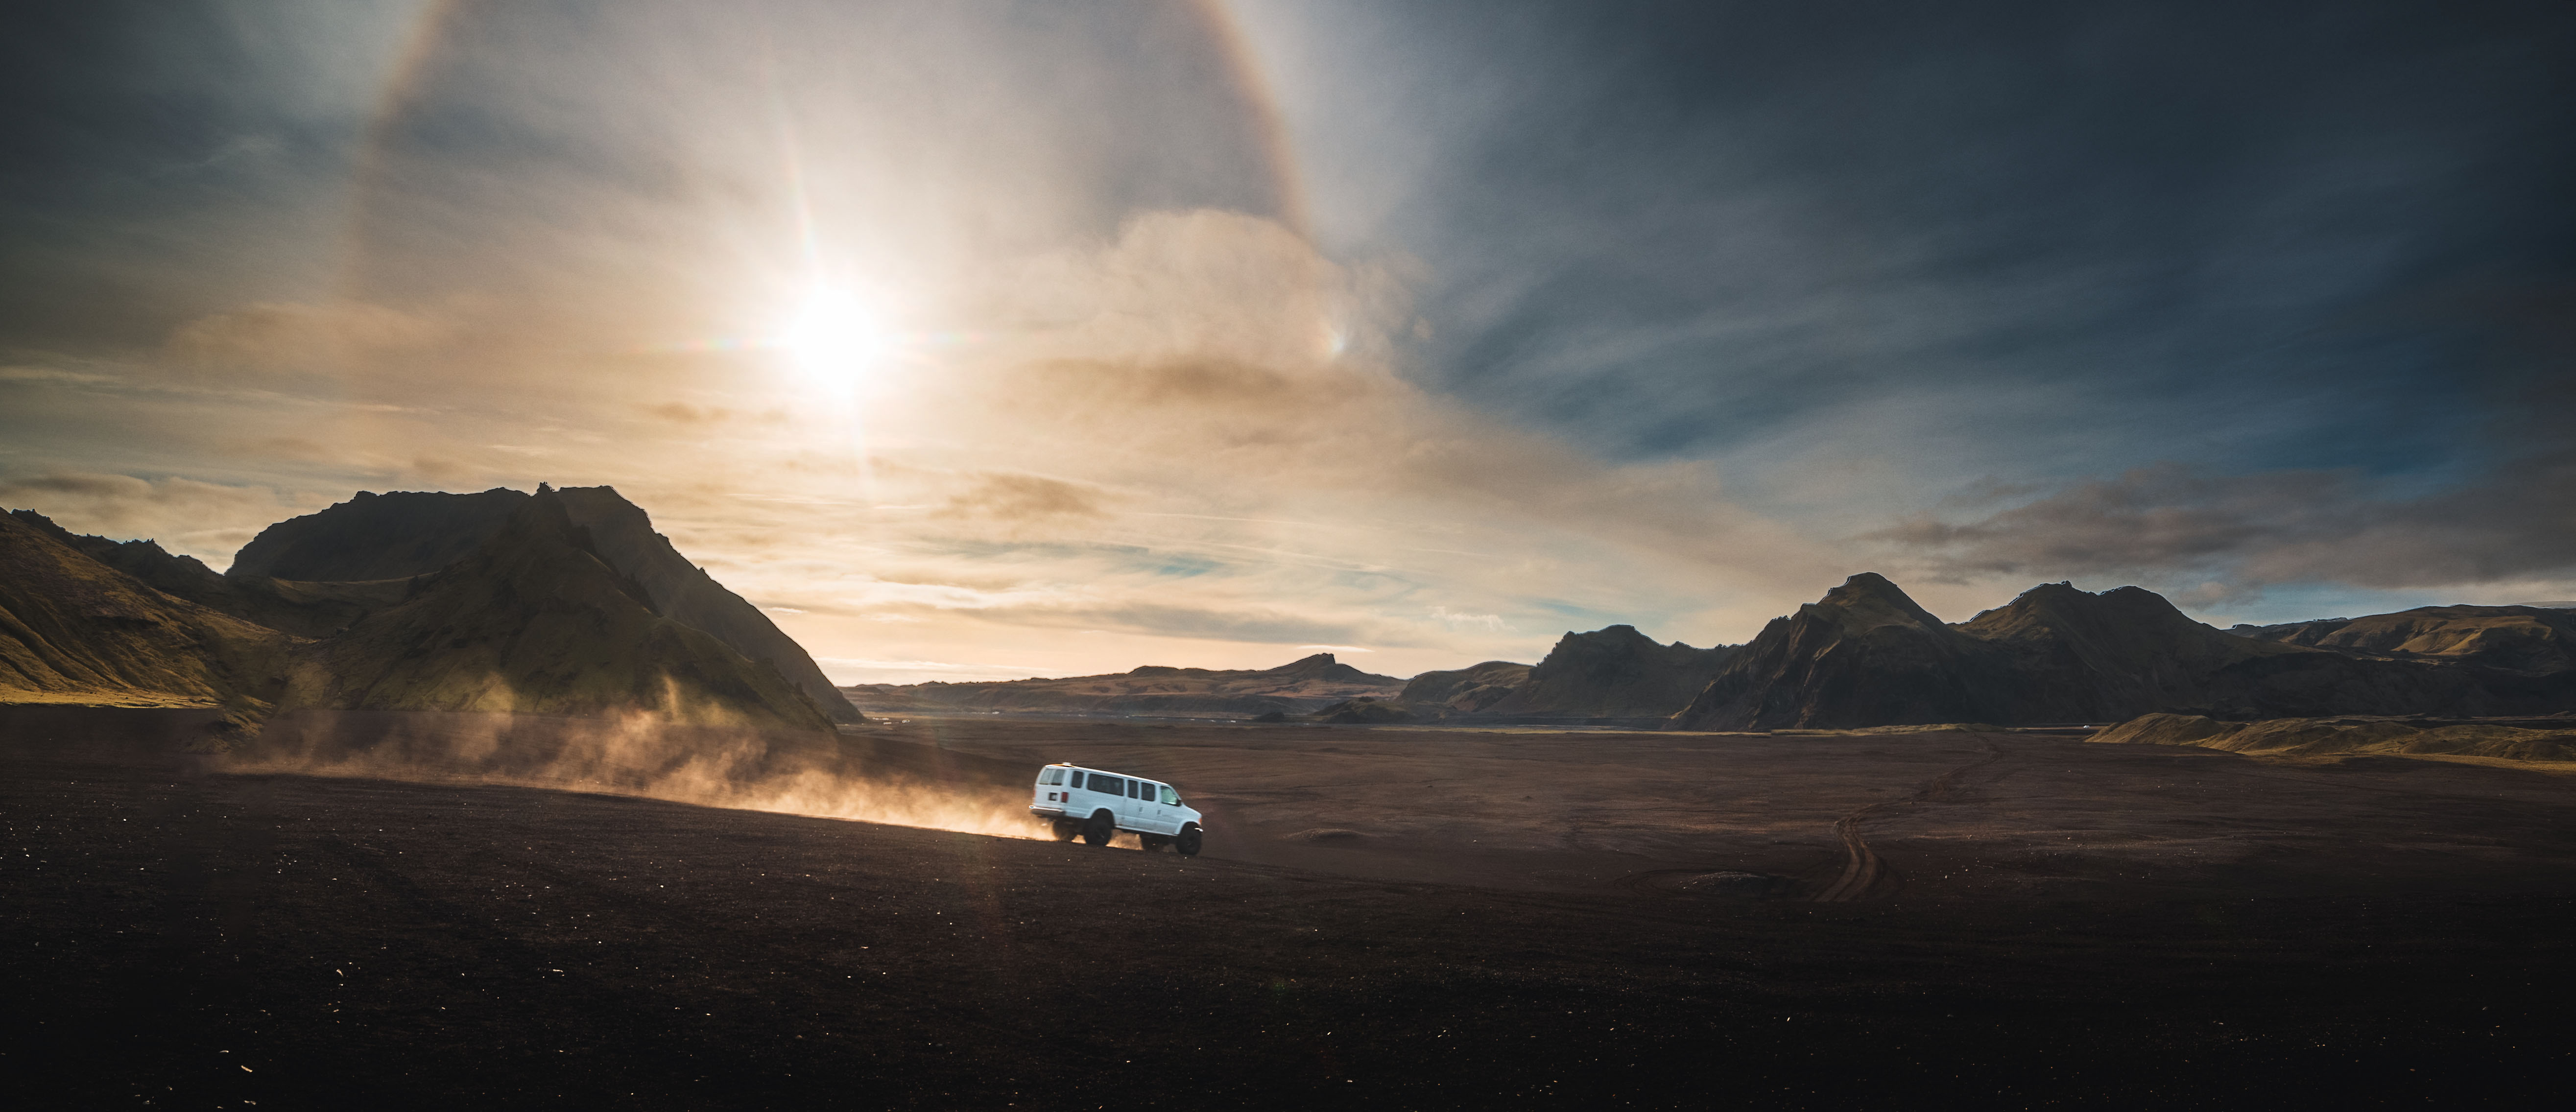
xmin=1813 ymin=739 xmax=2009 ymax=902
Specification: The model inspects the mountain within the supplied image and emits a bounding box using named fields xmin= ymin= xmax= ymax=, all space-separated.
xmin=2229 ymin=606 xmax=2576 ymax=675
xmin=230 ymin=489 xmax=525 ymax=582
xmin=10 ymin=509 xmax=405 ymax=638
xmin=1398 ymin=660 xmax=1532 ymax=714
xmin=224 ymin=486 xmax=861 ymax=721
xmin=1478 ymin=625 xmax=1735 ymax=719
xmin=1672 ymin=573 xmax=2018 ymax=730
xmin=1671 ymin=574 xmax=2557 ymax=730
xmin=277 ymin=492 xmax=833 ymax=733
xmin=550 ymin=486 xmax=860 ymax=722
xmin=0 ymin=511 xmax=294 ymax=712
xmin=842 ymin=653 xmax=1403 ymax=718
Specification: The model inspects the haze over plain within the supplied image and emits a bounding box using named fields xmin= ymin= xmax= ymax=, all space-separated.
xmin=3 ymin=0 xmax=2571 ymax=684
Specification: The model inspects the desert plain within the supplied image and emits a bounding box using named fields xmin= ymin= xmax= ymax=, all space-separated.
xmin=8 ymin=707 xmax=2574 ymax=1107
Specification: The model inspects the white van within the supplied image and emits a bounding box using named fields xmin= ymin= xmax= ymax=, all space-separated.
xmin=1029 ymin=763 xmax=1204 ymax=856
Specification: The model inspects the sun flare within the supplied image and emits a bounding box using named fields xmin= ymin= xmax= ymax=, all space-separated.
xmin=780 ymin=285 xmax=886 ymax=378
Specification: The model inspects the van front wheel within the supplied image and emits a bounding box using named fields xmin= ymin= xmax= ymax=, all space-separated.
xmin=1175 ymin=824 xmax=1203 ymax=857
xmin=1081 ymin=811 xmax=1117 ymax=847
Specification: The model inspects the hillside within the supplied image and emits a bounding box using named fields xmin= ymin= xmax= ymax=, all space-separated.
xmin=2094 ymin=711 xmax=2576 ymax=762
xmin=1478 ymin=625 xmax=1734 ymax=719
xmin=10 ymin=509 xmax=405 ymax=638
xmin=223 ymin=486 xmax=860 ymax=721
xmin=1671 ymin=574 xmax=2562 ymax=730
xmin=279 ymin=492 xmax=834 ymax=732
xmin=0 ymin=512 xmax=295 ymax=711
xmin=1398 ymin=661 xmax=1533 ymax=715
xmin=2230 ymin=605 xmax=2576 ymax=675
xmin=842 ymin=653 xmax=1402 ymax=718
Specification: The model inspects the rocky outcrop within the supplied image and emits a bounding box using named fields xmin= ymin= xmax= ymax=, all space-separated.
xmin=218 ymin=486 xmax=861 ymax=721
xmin=1671 ymin=574 xmax=2564 ymax=731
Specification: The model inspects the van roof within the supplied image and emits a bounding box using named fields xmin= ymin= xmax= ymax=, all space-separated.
xmin=1053 ymin=762 xmax=1164 ymax=782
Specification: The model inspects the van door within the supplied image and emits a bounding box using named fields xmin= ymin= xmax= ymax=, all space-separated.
xmin=1136 ymin=782 xmax=1174 ymax=834
xmin=1121 ymin=777 xmax=1146 ymax=830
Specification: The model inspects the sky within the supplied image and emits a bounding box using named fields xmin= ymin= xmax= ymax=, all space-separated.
xmin=2 ymin=0 xmax=2572 ymax=683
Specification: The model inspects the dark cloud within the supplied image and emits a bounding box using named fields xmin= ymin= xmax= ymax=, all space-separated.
xmin=1874 ymin=449 xmax=2576 ymax=591
xmin=1263 ymin=0 xmax=2576 ymax=513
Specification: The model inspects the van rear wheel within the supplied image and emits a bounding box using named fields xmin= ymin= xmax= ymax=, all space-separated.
xmin=1080 ymin=811 xmax=1117 ymax=846
xmin=1175 ymin=824 xmax=1203 ymax=857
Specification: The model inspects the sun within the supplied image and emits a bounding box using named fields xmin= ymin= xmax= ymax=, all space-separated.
xmin=779 ymin=285 xmax=887 ymax=378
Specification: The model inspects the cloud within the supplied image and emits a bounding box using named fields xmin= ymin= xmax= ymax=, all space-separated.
xmin=1870 ymin=451 xmax=2576 ymax=592
xmin=936 ymin=472 xmax=1111 ymax=523
xmin=0 ymin=364 xmax=121 ymax=387
xmin=164 ymin=301 xmax=452 ymax=380
xmin=1429 ymin=607 xmax=1512 ymax=632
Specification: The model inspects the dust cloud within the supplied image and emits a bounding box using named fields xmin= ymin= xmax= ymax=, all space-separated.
xmin=223 ymin=710 xmax=1051 ymax=840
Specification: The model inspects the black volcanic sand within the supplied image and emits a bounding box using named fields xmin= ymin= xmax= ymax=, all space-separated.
xmin=7 ymin=710 xmax=2576 ymax=1107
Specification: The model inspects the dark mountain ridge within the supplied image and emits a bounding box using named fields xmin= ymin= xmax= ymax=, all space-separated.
xmin=224 ymin=486 xmax=860 ymax=722
xmin=1480 ymin=625 xmax=1736 ymax=719
xmin=4 ymin=490 xmax=837 ymax=738
xmin=278 ymin=493 xmax=833 ymax=732
xmin=1671 ymin=574 xmax=2572 ymax=730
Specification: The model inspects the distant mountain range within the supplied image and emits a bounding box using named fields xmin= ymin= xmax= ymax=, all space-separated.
xmin=2227 ymin=606 xmax=2576 ymax=675
xmin=1403 ymin=625 xmax=1734 ymax=723
xmin=842 ymin=573 xmax=2576 ymax=730
xmin=841 ymin=653 xmax=1403 ymax=718
xmin=12 ymin=482 xmax=2573 ymax=741
xmin=2 ymin=486 xmax=843 ymax=737
xmin=1671 ymin=574 xmax=2576 ymax=730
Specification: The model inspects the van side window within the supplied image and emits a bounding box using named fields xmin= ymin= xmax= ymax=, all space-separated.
xmin=1126 ymin=780 xmax=1141 ymax=799
xmin=1159 ymin=785 xmax=1179 ymax=806
xmin=1086 ymin=772 xmax=1114 ymax=793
